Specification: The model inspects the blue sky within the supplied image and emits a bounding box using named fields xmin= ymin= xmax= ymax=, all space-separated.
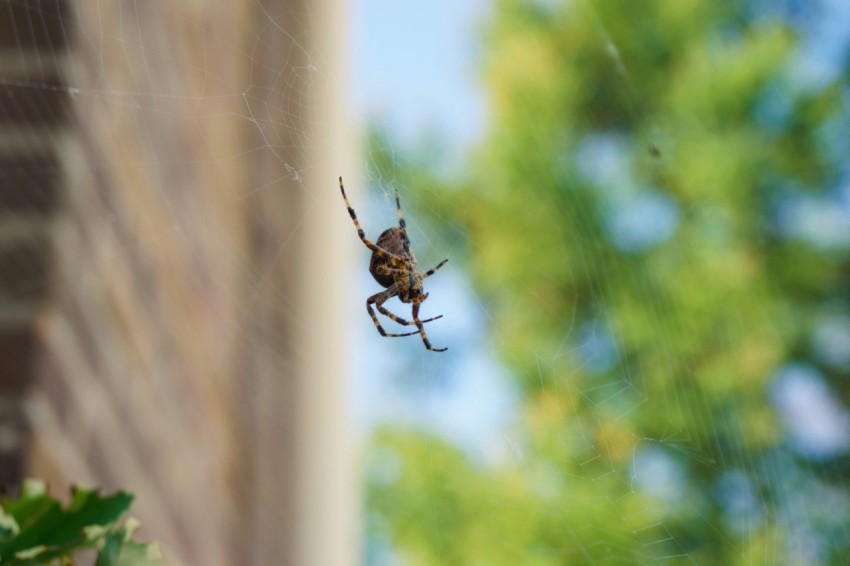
xmin=352 ymin=0 xmax=488 ymax=148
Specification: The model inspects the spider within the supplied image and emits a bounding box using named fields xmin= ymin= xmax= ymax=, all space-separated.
xmin=339 ymin=176 xmax=448 ymax=352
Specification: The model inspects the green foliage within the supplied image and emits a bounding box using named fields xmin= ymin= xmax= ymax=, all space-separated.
xmin=366 ymin=0 xmax=850 ymax=563
xmin=0 ymin=480 xmax=161 ymax=566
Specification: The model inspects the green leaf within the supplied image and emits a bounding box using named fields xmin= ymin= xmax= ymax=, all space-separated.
xmin=96 ymin=518 xmax=162 ymax=566
xmin=0 ymin=508 xmax=19 ymax=543
xmin=0 ymin=480 xmax=134 ymax=565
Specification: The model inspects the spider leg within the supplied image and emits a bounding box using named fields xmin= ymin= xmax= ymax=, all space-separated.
xmin=422 ymin=258 xmax=448 ymax=279
xmin=394 ymin=189 xmax=413 ymax=258
xmin=376 ymin=301 xmax=443 ymax=326
xmin=340 ymin=177 xmax=397 ymax=261
xmin=366 ymin=288 xmax=420 ymax=338
xmin=412 ymin=303 xmax=447 ymax=352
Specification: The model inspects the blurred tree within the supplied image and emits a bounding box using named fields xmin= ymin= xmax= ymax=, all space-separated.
xmin=366 ymin=0 xmax=849 ymax=563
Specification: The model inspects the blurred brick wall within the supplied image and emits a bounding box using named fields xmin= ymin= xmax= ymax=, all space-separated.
xmin=0 ymin=0 xmax=68 ymax=494
xmin=0 ymin=0 xmax=353 ymax=564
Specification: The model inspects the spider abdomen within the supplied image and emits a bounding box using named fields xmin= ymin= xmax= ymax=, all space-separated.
xmin=370 ymin=227 xmax=406 ymax=287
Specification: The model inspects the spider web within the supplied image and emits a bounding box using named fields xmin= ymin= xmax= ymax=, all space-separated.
xmin=358 ymin=0 xmax=850 ymax=565
xmin=2 ymin=0 xmax=850 ymax=565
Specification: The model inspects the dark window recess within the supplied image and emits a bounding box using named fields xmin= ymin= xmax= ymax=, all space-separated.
xmin=0 ymin=238 xmax=52 ymax=303
xmin=0 ymin=81 xmax=70 ymax=128
xmin=0 ymin=0 xmax=71 ymax=50
xmin=0 ymin=152 xmax=61 ymax=214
